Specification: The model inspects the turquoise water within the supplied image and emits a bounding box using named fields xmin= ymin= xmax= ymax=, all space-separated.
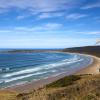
xmin=0 ymin=52 xmax=92 ymax=88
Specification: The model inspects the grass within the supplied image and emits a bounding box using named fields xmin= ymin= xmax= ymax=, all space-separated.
xmin=1 ymin=74 xmax=100 ymax=100
xmin=46 ymin=75 xmax=81 ymax=88
xmin=0 ymin=90 xmax=17 ymax=100
xmin=28 ymin=74 xmax=100 ymax=100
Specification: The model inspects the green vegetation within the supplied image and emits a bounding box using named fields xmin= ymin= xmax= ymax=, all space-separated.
xmin=46 ymin=75 xmax=80 ymax=88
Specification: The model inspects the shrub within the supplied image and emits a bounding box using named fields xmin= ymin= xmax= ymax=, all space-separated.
xmin=46 ymin=75 xmax=81 ymax=88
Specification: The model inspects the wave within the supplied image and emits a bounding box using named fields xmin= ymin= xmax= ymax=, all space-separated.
xmin=2 ymin=67 xmax=42 ymax=78
xmin=2 ymin=55 xmax=83 ymax=78
xmin=0 ymin=69 xmax=2 ymax=72
xmin=45 ymin=58 xmax=83 ymax=70
xmin=0 ymin=67 xmax=10 ymax=73
xmin=4 ymin=71 xmax=47 ymax=83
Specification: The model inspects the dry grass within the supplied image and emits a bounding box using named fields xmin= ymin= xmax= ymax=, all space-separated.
xmin=0 ymin=90 xmax=17 ymax=100
xmin=1 ymin=74 xmax=99 ymax=100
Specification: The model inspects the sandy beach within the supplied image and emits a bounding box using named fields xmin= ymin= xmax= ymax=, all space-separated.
xmin=75 ymin=55 xmax=100 ymax=75
xmin=2 ymin=53 xmax=99 ymax=93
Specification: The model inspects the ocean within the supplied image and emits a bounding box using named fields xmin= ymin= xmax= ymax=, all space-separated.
xmin=0 ymin=52 xmax=92 ymax=88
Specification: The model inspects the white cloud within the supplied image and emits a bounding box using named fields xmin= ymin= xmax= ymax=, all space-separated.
xmin=0 ymin=23 xmax=63 ymax=34
xmin=16 ymin=11 xmax=38 ymax=20
xmin=0 ymin=0 xmax=82 ymax=14
xmin=66 ymin=13 xmax=87 ymax=20
xmin=77 ymin=31 xmax=100 ymax=35
xmin=16 ymin=15 xmax=27 ymax=20
xmin=86 ymin=31 xmax=100 ymax=35
xmin=38 ymin=12 xmax=64 ymax=19
xmin=41 ymin=23 xmax=63 ymax=30
xmin=81 ymin=1 xmax=100 ymax=9
xmin=16 ymin=23 xmax=63 ymax=31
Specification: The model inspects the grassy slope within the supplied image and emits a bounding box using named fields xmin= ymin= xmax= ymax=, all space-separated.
xmin=4 ymin=74 xmax=99 ymax=100
xmin=0 ymin=90 xmax=17 ymax=100
xmin=0 ymin=46 xmax=100 ymax=100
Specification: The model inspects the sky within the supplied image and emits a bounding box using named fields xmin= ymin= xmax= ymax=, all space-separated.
xmin=0 ymin=0 xmax=100 ymax=48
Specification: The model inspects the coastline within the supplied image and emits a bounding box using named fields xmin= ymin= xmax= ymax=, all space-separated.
xmin=75 ymin=55 xmax=100 ymax=75
xmin=1 ymin=53 xmax=99 ymax=93
xmin=61 ymin=52 xmax=100 ymax=74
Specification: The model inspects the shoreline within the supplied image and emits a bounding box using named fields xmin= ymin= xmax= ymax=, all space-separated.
xmin=1 ymin=53 xmax=100 ymax=93
xmin=75 ymin=55 xmax=100 ymax=75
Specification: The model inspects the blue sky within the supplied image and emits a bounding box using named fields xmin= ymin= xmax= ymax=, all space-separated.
xmin=0 ymin=0 xmax=100 ymax=48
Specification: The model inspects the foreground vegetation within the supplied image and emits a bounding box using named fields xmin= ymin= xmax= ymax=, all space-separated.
xmin=46 ymin=75 xmax=80 ymax=88
xmin=0 ymin=74 xmax=100 ymax=100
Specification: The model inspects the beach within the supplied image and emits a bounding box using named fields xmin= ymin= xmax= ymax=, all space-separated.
xmin=75 ymin=55 xmax=100 ymax=75
xmin=2 ymin=53 xmax=99 ymax=93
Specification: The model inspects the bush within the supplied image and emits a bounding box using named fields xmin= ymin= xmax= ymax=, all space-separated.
xmin=46 ymin=75 xmax=81 ymax=88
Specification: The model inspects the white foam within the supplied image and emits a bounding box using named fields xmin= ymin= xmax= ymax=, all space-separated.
xmin=45 ymin=58 xmax=83 ymax=70
xmin=3 ymin=67 xmax=42 ymax=78
xmin=6 ymin=68 xmax=10 ymax=71
xmin=66 ymin=58 xmax=83 ymax=64
xmin=0 ymin=68 xmax=2 ymax=72
xmin=62 ymin=55 xmax=80 ymax=62
xmin=0 ymin=80 xmax=4 ymax=84
xmin=51 ymin=70 xmax=57 ymax=72
xmin=4 ymin=72 xmax=47 ymax=83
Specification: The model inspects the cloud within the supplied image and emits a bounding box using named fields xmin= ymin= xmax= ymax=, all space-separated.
xmin=15 ymin=23 xmax=63 ymax=31
xmin=16 ymin=11 xmax=39 ymax=20
xmin=16 ymin=15 xmax=27 ymax=20
xmin=66 ymin=13 xmax=87 ymax=20
xmin=38 ymin=12 xmax=64 ymax=19
xmin=0 ymin=23 xmax=63 ymax=33
xmin=42 ymin=23 xmax=63 ymax=30
xmin=81 ymin=1 xmax=100 ymax=9
xmin=77 ymin=31 xmax=100 ymax=35
xmin=0 ymin=0 xmax=82 ymax=14
xmin=86 ymin=31 xmax=100 ymax=34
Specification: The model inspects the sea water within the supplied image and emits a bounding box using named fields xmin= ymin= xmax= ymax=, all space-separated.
xmin=0 ymin=52 xmax=92 ymax=88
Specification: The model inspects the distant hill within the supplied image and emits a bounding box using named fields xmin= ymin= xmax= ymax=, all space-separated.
xmin=1 ymin=49 xmax=60 ymax=53
xmin=62 ymin=46 xmax=100 ymax=57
